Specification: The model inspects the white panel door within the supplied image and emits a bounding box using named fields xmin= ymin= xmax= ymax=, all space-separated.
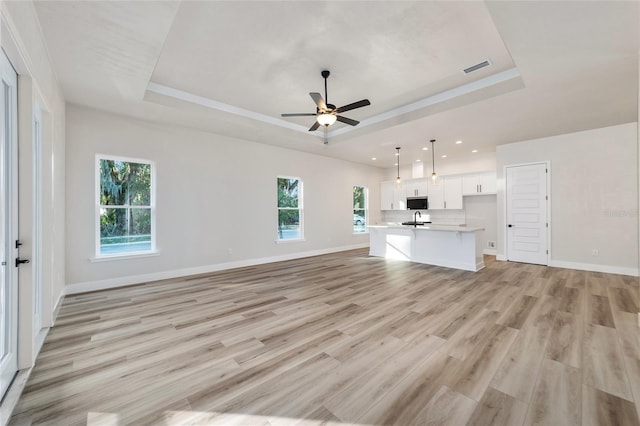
xmin=0 ymin=50 xmax=18 ymax=398
xmin=506 ymin=163 xmax=548 ymax=265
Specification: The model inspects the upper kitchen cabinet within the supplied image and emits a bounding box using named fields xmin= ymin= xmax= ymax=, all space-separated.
xmin=462 ymin=172 xmax=497 ymax=195
xmin=380 ymin=181 xmax=406 ymax=210
xmin=428 ymin=176 xmax=463 ymax=209
xmin=405 ymin=178 xmax=429 ymax=198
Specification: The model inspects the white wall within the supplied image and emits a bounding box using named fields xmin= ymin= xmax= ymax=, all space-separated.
xmin=464 ymin=195 xmax=498 ymax=253
xmin=65 ymin=105 xmax=384 ymax=291
xmin=497 ymin=122 xmax=638 ymax=276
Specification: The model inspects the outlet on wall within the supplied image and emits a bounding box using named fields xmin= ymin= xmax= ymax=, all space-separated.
xmin=591 ymin=248 xmax=599 ymax=256
xmin=487 ymin=241 xmax=496 ymax=248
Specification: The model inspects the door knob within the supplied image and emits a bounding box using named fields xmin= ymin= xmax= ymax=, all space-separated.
xmin=508 ymin=224 xmax=514 ymax=228
xmin=15 ymin=258 xmax=30 ymax=267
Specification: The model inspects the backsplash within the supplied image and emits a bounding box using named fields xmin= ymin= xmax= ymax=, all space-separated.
xmin=381 ymin=209 xmax=466 ymax=225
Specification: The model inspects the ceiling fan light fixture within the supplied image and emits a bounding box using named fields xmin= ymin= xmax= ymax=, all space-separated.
xmin=317 ymin=113 xmax=337 ymax=126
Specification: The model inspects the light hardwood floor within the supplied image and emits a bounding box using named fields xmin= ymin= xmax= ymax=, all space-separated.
xmin=9 ymin=249 xmax=640 ymax=425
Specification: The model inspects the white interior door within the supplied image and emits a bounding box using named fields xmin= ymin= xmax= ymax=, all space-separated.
xmin=0 ymin=50 xmax=18 ymax=398
xmin=506 ymin=163 xmax=549 ymax=265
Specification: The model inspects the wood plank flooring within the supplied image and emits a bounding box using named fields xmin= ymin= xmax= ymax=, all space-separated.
xmin=9 ymin=249 xmax=640 ymax=425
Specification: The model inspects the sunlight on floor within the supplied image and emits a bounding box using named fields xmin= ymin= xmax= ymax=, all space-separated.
xmin=87 ymin=410 xmax=373 ymax=426
xmin=163 ymin=411 xmax=370 ymax=426
xmin=87 ymin=412 xmax=120 ymax=425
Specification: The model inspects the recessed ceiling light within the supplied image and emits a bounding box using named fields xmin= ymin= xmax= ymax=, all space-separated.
xmin=456 ymin=140 xmax=462 ymax=144
xmin=441 ymin=155 xmax=447 ymax=158
xmin=422 ymin=147 xmax=429 ymax=151
xmin=471 ymin=149 xmax=478 ymax=153
xmin=416 ymin=159 xmax=421 ymax=162
xmin=371 ymin=157 xmax=377 ymax=160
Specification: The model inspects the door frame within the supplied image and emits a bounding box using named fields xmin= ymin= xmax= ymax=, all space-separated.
xmin=0 ymin=47 xmax=19 ymax=400
xmin=503 ymin=161 xmax=551 ymax=265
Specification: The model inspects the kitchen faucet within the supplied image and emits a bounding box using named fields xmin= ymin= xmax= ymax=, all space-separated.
xmin=414 ymin=211 xmax=421 ymax=227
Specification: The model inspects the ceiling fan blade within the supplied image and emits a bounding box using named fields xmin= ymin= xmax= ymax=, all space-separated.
xmin=281 ymin=113 xmax=316 ymax=117
xmin=308 ymin=121 xmax=320 ymax=132
xmin=336 ymin=99 xmax=371 ymax=114
xmin=336 ymin=115 xmax=359 ymax=126
xmin=310 ymin=93 xmax=327 ymax=110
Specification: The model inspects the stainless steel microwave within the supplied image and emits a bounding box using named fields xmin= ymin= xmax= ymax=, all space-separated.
xmin=407 ymin=197 xmax=428 ymax=210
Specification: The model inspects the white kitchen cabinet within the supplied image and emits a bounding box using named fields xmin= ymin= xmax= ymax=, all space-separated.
xmin=443 ymin=176 xmax=463 ymax=209
xmin=462 ymin=172 xmax=497 ymax=195
xmin=427 ymin=179 xmax=444 ymax=209
xmin=405 ymin=178 xmax=429 ymax=198
xmin=428 ymin=176 xmax=463 ymax=209
xmin=380 ymin=181 xmax=406 ymax=210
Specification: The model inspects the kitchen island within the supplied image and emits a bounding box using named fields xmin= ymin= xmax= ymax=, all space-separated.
xmin=368 ymin=224 xmax=485 ymax=271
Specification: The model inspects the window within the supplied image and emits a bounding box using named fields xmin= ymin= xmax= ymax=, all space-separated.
xmin=353 ymin=185 xmax=368 ymax=233
xmin=277 ymin=177 xmax=303 ymax=240
xmin=97 ymin=156 xmax=154 ymax=257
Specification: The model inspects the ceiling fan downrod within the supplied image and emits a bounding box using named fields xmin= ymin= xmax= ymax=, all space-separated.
xmin=322 ymin=70 xmax=330 ymax=108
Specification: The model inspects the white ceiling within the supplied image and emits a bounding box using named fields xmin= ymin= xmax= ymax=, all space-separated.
xmin=33 ymin=1 xmax=639 ymax=169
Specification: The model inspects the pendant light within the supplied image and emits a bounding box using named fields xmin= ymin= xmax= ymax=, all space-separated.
xmin=430 ymin=139 xmax=437 ymax=182
xmin=395 ymin=147 xmax=401 ymax=187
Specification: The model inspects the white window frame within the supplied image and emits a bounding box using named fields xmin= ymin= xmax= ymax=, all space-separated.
xmin=94 ymin=154 xmax=157 ymax=260
xmin=353 ymin=185 xmax=368 ymax=234
xmin=276 ymin=175 xmax=304 ymax=242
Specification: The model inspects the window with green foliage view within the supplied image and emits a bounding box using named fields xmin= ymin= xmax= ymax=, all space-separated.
xmin=353 ymin=185 xmax=367 ymax=233
xmin=277 ymin=177 xmax=303 ymax=240
xmin=97 ymin=157 xmax=154 ymax=256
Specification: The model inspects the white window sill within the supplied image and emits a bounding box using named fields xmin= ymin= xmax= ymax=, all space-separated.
xmin=353 ymin=231 xmax=369 ymax=236
xmin=90 ymin=250 xmax=160 ymax=263
xmin=275 ymin=238 xmax=306 ymax=244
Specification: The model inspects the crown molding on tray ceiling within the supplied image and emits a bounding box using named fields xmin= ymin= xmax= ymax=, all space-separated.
xmin=145 ymin=67 xmax=520 ymax=140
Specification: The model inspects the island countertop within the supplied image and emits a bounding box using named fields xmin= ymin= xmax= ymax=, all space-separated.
xmin=368 ymin=224 xmax=484 ymax=233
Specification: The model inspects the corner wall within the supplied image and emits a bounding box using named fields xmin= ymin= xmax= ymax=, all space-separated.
xmin=65 ymin=105 xmax=385 ymax=292
xmin=497 ymin=122 xmax=638 ymax=276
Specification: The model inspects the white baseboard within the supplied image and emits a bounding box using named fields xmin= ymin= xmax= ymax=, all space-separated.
xmin=493 ymin=255 xmax=637 ymax=276
xmin=1 ymin=369 xmax=31 ymax=426
xmin=483 ymin=249 xmax=497 ymax=255
xmin=53 ymin=288 xmax=65 ymax=324
xmin=66 ymin=243 xmax=370 ymax=295
xmin=549 ymin=260 xmax=639 ymax=277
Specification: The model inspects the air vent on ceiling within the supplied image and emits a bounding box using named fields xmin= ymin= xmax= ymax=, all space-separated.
xmin=463 ymin=59 xmax=492 ymax=74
